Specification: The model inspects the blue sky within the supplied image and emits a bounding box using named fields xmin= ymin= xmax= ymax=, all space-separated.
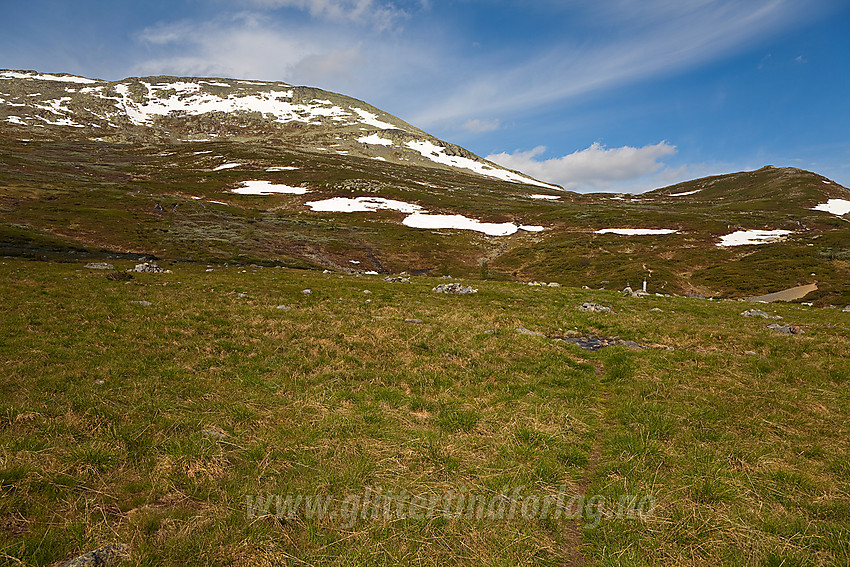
xmin=2 ymin=0 xmax=849 ymax=192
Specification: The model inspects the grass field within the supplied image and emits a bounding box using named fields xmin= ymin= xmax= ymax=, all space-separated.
xmin=1 ymin=259 xmax=849 ymax=566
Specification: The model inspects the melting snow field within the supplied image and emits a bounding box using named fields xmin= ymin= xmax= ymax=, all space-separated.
xmin=0 ymin=71 xmax=97 ymax=84
xmin=595 ymin=228 xmax=678 ymax=235
xmin=668 ymin=189 xmax=701 ymax=197
xmin=403 ymin=214 xmax=544 ymax=237
xmin=811 ymin=199 xmax=850 ymax=217
xmin=231 ymin=181 xmax=310 ymax=195
xmin=305 ymin=197 xmax=424 ymax=214
xmin=266 ymin=166 xmax=298 ymax=171
xmin=717 ymin=229 xmax=792 ymax=247
xmin=529 ymin=194 xmax=561 ymax=200
xmin=304 ymin=197 xmax=545 ymax=236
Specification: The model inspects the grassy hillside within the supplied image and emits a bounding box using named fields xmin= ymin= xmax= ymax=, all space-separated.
xmin=1 ymin=259 xmax=849 ymax=565
xmin=2 ymin=140 xmax=849 ymax=304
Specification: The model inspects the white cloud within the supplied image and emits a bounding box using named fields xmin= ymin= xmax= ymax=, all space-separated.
xmin=487 ymin=141 xmax=679 ymax=192
xmin=461 ymin=118 xmax=500 ymax=133
xmin=239 ymin=0 xmax=409 ymax=31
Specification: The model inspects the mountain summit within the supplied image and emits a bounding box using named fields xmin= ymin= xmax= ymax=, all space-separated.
xmin=0 ymin=70 xmax=558 ymax=189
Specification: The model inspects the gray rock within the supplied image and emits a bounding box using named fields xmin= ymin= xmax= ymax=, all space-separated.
xmin=650 ymin=308 xmax=663 ymax=312
xmin=433 ymin=283 xmax=478 ymax=294
xmin=85 ymin=262 xmax=114 ymax=270
xmin=276 ymin=304 xmax=291 ymax=310
xmin=131 ymin=262 xmax=171 ymax=274
xmin=843 ymin=305 xmax=850 ymax=312
xmin=202 ymin=428 xmax=227 ymax=440
xmin=363 ymin=290 xmax=372 ymax=294
xmin=767 ymin=323 xmax=804 ymax=335
xmin=548 ymin=282 xmax=561 ymax=287
xmin=516 ymin=327 xmax=546 ymax=337
xmin=236 ymin=293 xmax=247 ymax=298
xmin=404 ymin=318 xmax=424 ymax=324
xmin=58 ymin=543 xmax=130 ymax=567
xmin=577 ymin=302 xmax=614 ymax=313
xmin=385 ymin=276 xmax=411 ymax=283
xmin=302 ymin=289 xmax=312 ymax=295
xmin=741 ymin=309 xmax=782 ymax=319
xmin=129 ymin=300 xmax=152 ymax=306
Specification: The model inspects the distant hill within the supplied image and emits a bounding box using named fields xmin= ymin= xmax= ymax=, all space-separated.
xmin=1 ymin=70 xmax=848 ymax=303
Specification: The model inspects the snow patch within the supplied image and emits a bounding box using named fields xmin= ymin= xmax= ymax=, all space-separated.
xmin=668 ymin=189 xmax=701 ymax=197
xmin=403 ymin=213 xmax=525 ymax=237
xmin=213 ymin=163 xmax=242 ymax=171
xmin=306 ymin=197 xmax=424 ymax=214
xmin=266 ymin=166 xmax=299 ymax=171
xmin=717 ymin=230 xmax=792 ymax=247
xmin=352 ymin=108 xmax=397 ymax=130
xmin=404 ymin=140 xmax=560 ymax=189
xmin=357 ymin=133 xmax=394 ymax=146
xmin=231 ymin=181 xmax=310 ymax=195
xmin=6 ymin=116 xmax=27 ymax=125
xmin=529 ymin=194 xmax=561 ymax=200
xmin=595 ymin=228 xmax=678 ymax=235
xmin=811 ymin=199 xmax=850 ymax=217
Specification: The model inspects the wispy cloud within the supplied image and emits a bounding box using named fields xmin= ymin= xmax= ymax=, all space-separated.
xmin=487 ymin=142 xmax=679 ymax=193
xmin=239 ymin=0 xmax=411 ymax=32
xmin=461 ymin=118 xmax=500 ymax=133
xmin=409 ymin=1 xmax=815 ymax=127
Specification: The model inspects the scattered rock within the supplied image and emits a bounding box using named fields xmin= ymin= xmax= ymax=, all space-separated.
xmin=205 ymin=268 xmax=214 ymax=272
xmin=236 ymin=293 xmax=247 ymax=298
xmin=516 ymin=327 xmax=546 ymax=337
xmin=577 ymin=302 xmax=614 ymax=313
xmin=85 ymin=262 xmax=114 ymax=270
xmin=685 ymin=293 xmax=706 ymax=299
xmin=363 ymin=290 xmax=372 ymax=294
xmin=650 ymin=307 xmax=663 ymax=312
xmin=131 ymin=262 xmax=171 ymax=274
xmin=843 ymin=305 xmax=850 ymax=312
xmin=484 ymin=329 xmax=498 ymax=335
xmin=385 ymin=274 xmax=411 ymax=283
xmin=129 ymin=300 xmax=152 ymax=306
xmin=58 ymin=543 xmax=130 ymax=567
xmin=94 ymin=379 xmax=106 ymax=385
xmin=556 ymin=335 xmax=643 ymax=352
xmin=745 ymin=350 xmax=757 ymax=355
xmin=548 ymin=282 xmax=561 ymax=287
xmin=302 ymin=289 xmax=312 ymax=295
xmin=404 ymin=318 xmax=424 ymax=324
xmin=433 ymin=283 xmax=478 ymax=294
xmin=741 ymin=309 xmax=782 ymax=319
xmin=767 ymin=323 xmax=803 ymax=335
xmin=275 ymin=304 xmax=291 ymax=310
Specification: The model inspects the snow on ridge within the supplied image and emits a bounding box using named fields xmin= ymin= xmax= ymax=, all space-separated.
xmin=0 ymin=71 xmax=98 ymax=84
xmin=717 ymin=229 xmax=792 ymax=247
xmin=811 ymin=198 xmax=850 ymax=217
xmin=352 ymin=108 xmax=398 ymax=130
xmin=405 ymin=139 xmax=560 ymax=190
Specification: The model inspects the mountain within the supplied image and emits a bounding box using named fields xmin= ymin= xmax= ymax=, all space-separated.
xmin=0 ymin=70 xmax=557 ymax=189
xmin=2 ymin=70 xmax=849 ymax=304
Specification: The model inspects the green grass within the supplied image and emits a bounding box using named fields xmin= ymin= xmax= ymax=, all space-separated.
xmin=1 ymin=259 xmax=849 ymax=566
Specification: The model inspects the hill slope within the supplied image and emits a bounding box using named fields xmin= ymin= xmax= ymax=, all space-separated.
xmin=1 ymin=70 xmax=849 ymax=303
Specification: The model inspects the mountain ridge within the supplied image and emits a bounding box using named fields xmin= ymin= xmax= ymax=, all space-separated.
xmin=1 ymin=69 xmax=849 ymax=303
